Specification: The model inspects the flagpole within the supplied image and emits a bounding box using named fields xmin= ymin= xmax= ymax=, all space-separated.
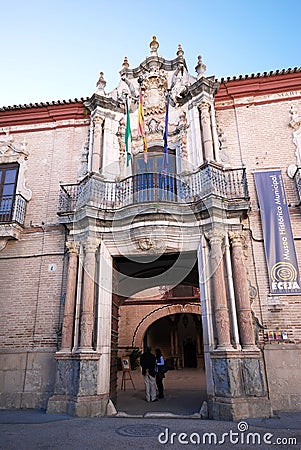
xmin=162 ymin=89 xmax=170 ymax=176
xmin=124 ymin=93 xmax=132 ymax=167
xmin=137 ymin=77 xmax=148 ymax=165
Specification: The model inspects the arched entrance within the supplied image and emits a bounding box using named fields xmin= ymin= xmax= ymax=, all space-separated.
xmin=114 ymin=252 xmax=208 ymax=415
xmin=116 ymin=306 xmax=207 ymax=416
xmin=143 ymin=313 xmax=204 ymax=370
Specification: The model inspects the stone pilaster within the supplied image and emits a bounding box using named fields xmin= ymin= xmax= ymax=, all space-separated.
xmin=79 ymin=239 xmax=99 ymax=351
xmin=200 ymin=102 xmax=214 ymax=161
xmin=96 ymin=242 xmax=113 ymax=396
xmin=60 ymin=242 xmax=79 ymax=352
xmin=206 ymin=230 xmax=233 ymax=350
xmin=229 ymin=231 xmax=257 ymax=350
xmin=91 ymin=115 xmax=104 ymax=173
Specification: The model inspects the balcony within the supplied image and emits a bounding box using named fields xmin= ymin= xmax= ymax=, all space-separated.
xmin=58 ymin=162 xmax=249 ymax=218
xmin=0 ymin=194 xmax=27 ymax=226
xmin=0 ymin=194 xmax=28 ymax=241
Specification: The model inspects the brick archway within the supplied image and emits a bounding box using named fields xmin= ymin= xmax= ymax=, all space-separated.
xmin=132 ymin=302 xmax=201 ymax=349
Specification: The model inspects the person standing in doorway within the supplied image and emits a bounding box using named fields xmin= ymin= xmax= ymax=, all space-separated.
xmin=140 ymin=346 xmax=157 ymax=402
xmin=155 ymin=348 xmax=165 ymax=399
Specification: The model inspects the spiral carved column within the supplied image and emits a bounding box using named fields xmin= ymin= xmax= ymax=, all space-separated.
xmin=206 ymin=230 xmax=233 ymax=350
xmin=79 ymin=239 xmax=99 ymax=351
xmin=60 ymin=242 xmax=79 ymax=352
xmin=229 ymin=231 xmax=257 ymax=349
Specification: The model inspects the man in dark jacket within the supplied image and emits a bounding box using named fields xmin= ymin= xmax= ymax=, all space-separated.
xmin=140 ymin=346 xmax=157 ymax=402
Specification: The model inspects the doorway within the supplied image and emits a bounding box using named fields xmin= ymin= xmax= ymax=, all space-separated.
xmin=112 ymin=252 xmax=207 ymax=415
xmin=144 ymin=313 xmax=203 ymax=369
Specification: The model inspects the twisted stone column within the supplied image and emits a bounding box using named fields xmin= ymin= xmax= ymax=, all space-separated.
xmin=206 ymin=230 xmax=233 ymax=350
xmin=92 ymin=115 xmax=104 ymax=173
xmin=200 ymin=101 xmax=214 ymax=161
xmin=79 ymin=239 xmax=99 ymax=351
xmin=229 ymin=231 xmax=256 ymax=349
xmin=60 ymin=242 xmax=79 ymax=352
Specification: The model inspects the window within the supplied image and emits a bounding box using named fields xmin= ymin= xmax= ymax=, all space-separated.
xmin=0 ymin=163 xmax=19 ymax=222
xmin=133 ymin=147 xmax=177 ymax=202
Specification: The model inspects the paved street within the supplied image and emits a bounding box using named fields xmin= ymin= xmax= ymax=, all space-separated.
xmin=1 ymin=369 xmax=300 ymax=449
xmin=0 ymin=409 xmax=300 ymax=450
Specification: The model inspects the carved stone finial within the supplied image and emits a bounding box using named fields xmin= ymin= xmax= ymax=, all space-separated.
xmin=177 ymin=44 xmax=184 ymax=57
xmin=122 ymin=57 xmax=129 ymax=70
xmin=150 ymin=36 xmax=159 ymax=54
xmin=96 ymin=72 xmax=106 ymax=94
xmin=195 ymin=55 xmax=207 ymax=78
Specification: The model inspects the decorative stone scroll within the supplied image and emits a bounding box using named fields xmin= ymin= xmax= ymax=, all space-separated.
xmin=177 ymin=111 xmax=189 ymax=160
xmin=289 ymin=105 xmax=301 ymax=166
xmin=0 ymin=129 xmax=32 ymax=201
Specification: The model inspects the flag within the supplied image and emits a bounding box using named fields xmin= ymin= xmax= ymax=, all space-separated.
xmin=138 ymin=88 xmax=148 ymax=163
xmin=125 ymin=96 xmax=132 ymax=167
xmin=162 ymin=91 xmax=169 ymax=175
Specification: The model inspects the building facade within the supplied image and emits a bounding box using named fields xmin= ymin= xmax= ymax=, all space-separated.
xmin=1 ymin=37 xmax=301 ymax=420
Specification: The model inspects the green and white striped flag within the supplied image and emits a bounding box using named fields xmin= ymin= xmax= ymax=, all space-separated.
xmin=125 ymin=97 xmax=132 ymax=167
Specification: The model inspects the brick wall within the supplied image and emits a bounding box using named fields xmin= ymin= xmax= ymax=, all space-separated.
xmin=216 ymin=95 xmax=301 ymax=344
xmin=0 ymin=112 xmax=89 ymax=408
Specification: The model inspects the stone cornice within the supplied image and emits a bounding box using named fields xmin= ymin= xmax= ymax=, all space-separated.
xmin=189 ymin=76 xmax=219 ymax=99
xmin=0 ymin=101 xmax=89 ymax=128
xmin=215 ymin=69 xmax=301 ymax=105
xmin=119 ymin=54 xmax=188 ymax=79
xmin=84 ymin=93 xmax=123 ymax=114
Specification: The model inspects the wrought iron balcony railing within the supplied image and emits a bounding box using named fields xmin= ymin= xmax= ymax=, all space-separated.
xmin=0 ymin=194 xmax=28 ymax=226
xmin=58 ymin=163 xmax=249 ymax=214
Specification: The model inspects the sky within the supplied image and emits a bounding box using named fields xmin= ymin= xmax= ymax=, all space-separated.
xmin=1 ymin=0 xmax=300 ymax=107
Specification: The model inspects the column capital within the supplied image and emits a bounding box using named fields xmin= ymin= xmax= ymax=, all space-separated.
xmin=228 ymin=230 xmax=246 ymax=246
xmin=199 ymin=101 xmax=211 ymax=110
xmin=66 ymin=241 xmax=79 ymax=255
xmin=84 ymin=238 xmax=100 ymax=254
xmin=205 ymin=229 xmax=226 ymax=245
xmin=93 ymin=115 xmax=105 ymax=126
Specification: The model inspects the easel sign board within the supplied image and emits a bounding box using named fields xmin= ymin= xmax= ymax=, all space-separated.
xmin=121 ymin=357 xmax=130 ymax=371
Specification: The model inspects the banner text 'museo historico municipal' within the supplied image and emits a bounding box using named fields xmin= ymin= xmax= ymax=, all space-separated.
xmin=254 ymin=170 xmax=301 ymax=295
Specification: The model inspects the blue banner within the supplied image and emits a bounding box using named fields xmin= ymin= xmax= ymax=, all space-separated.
xmin=254 ymin=170 xmax=301 ymax=295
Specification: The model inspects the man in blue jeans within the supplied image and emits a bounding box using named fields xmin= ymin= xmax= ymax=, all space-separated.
xmin=140 ymin=346 xmax=157 ymax=402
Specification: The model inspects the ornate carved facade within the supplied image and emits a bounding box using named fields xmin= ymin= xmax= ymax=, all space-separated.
xmin=1 ymin=37 xmax=301 ymax=421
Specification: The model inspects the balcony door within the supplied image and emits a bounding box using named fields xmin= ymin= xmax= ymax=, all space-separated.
xmin=134 ymin=147 xmax=177 ymax=202
xmin=0 ymin=163 xmax=19 ymax=222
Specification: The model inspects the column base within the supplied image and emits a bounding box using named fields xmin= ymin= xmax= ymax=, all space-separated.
xmin=208 ymin=396 xmax=272 ymax=421
xmin=46 ymin=352 xmax=115 ymax=417
xmin=242 ymin=345 xmax=261 ymax=352
xmin=209 ymin=350 xmax=272 ymax=420
xmin=47 ymin=394 xmax=112 ymax=417
xmin=215 ymin=345 xmax=235 ymax=352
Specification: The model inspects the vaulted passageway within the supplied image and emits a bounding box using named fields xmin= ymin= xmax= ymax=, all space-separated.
xmin=112 ymin=251 xmax=207 ymax=415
